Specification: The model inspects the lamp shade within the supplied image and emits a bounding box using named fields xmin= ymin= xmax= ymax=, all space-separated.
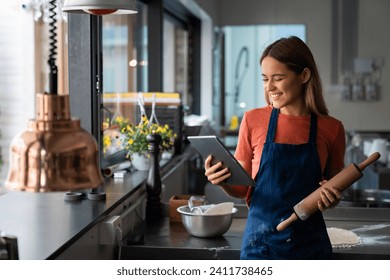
xmin=5 ymin=93 xmax=103 ymax=192
xmin=62 ymin=0 xmax=137 ymax=15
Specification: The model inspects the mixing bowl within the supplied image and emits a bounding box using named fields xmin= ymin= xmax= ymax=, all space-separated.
xmin=177 ymin=205 xmax=238 ymax=238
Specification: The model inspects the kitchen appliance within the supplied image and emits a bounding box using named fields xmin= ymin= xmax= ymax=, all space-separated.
xmin=277 ymin=152 xmax=381 ymax=231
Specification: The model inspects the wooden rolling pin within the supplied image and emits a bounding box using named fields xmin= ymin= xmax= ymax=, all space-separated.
xmin=276 ymin=152 xmax=381 ymax=231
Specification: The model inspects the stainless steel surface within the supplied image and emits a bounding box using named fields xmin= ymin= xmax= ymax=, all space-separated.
xmin=5 ymin=93 xmax=103 ymax=192
xmin=341 ymin=188 xmax=390 ymax=208
xmin=177 ymin=205 xmax=238 ymax=238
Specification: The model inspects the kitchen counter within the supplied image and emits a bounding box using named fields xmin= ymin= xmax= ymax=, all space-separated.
xmin=2 ymin=181 xmax=390 ymax=260
xmin=0 ymin=170 xmax=147 ymax=260
xmin=2 ymin=184 xmax=390 ymax=260
xmin=0 ymin=147 xmax=198 ymax=260
xmin=323 ymin=207 xmax=390 ymax=259
xmin=1 ymin=144 xmax=390 ymax=259
xmin=121 ymin=206 xmax=390 ymax=260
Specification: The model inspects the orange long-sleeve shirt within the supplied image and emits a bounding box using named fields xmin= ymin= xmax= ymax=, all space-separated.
xmin=235 ymin=105 xmax=346 ymax=200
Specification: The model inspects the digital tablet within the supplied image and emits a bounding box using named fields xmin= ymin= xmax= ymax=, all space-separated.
xmin=188 ymin=135 xmax=255 ymax=186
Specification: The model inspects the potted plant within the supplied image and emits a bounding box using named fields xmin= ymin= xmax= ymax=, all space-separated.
xmin=108 ymin=115 xmax=175 ymax=170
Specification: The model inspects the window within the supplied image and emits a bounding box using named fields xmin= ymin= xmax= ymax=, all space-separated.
xmin=101 ymin=5 xmax=148 ymax=126
xmin=163 ymin=14 xmax=189 ymax=107
xmin=68 ymin=0 xmax=202 ymax=162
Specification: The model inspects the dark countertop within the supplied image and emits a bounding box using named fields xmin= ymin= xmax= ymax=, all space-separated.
xmin=323 ymin=207 xmax=390 ymax=259
xmin=0 ymin=170 xmax=147 ymax=260
xmin=121 ymin=216 xmax=244 ymax=260
xmin=1 ymin=144 xmax=390 ymax=260
xmin=0 ymin=147 xmax=197 ymax=260
xmin=121 ymin=206 xmax=390 ymax=260
xmin=2 ymin=178 xmax=390 ymax=260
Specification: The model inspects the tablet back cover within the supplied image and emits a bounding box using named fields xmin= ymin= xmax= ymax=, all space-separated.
xmin=188 ymin=135 xmax=255 ymax=186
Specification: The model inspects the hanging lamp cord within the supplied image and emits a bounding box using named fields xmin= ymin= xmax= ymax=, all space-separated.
xmin=48 ymin=0 xmax=58 ymax=94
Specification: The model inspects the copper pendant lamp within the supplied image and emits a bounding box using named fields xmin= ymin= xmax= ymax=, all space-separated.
xmin=62 ymin=0 xmax=138 ymax=15
xmin=5 ymin=1 xmax=103 ymax=193
xmin=5 ymin=93 xmax=103 ymax=193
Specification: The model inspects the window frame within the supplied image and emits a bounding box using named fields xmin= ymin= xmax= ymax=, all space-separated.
xmin=67 ymin=0 xmax=202 ymax=160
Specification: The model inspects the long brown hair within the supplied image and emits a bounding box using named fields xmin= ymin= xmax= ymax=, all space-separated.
xmin=260 ymin=36 xmax=329 ymax=116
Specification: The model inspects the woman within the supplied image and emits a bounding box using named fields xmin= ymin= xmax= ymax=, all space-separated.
xmin=205 ymin=36 xmax=345 ymax=259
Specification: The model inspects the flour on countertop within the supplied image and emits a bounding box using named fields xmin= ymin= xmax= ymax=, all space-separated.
xmin=327 ymin=227 xmax=361 ymax=248
xmin=353 ymin=223 xmax=390 ymax=232
xmin=353 ymin=224 xmax=390 ymax=245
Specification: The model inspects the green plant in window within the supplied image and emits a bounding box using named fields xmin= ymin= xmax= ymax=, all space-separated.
xmin=121 ymin=115 xmax=176 ymax=157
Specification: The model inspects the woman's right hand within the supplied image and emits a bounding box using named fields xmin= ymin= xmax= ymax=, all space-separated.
xmin=204 ymin=155 xmax=231 ymax=185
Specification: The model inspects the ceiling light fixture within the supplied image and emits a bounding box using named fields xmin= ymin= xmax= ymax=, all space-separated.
xmin=6 ymin=0 xmax=103 ymax=196
xmin=62 ymin=0 xmax=137 ymax=15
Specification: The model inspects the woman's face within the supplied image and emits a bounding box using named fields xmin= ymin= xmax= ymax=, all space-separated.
xmin=261 ymin=56 xmax=308 ymax=116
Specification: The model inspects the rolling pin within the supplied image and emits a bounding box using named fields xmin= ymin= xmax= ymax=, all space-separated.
xmin=276 ymin=152 xmax=381 ymax=231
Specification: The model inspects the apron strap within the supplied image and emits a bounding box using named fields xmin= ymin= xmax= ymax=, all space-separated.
xmin=266 ymin=108 xmax=318 ymax=144
xmin=308 ymin=113 xmax=317 ymax=144
xmin=266 ymin=108 xmax=279 ymax=143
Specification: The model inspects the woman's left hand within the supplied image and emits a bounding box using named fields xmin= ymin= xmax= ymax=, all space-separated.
xmin=317 ymin=180 xmax=342 ymax=211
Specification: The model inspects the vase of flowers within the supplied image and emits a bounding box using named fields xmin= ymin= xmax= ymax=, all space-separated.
xmin=119 ymin=115 xmax=176 ymax=170
xmin=130 ymin=151 xmax=152 ymax=171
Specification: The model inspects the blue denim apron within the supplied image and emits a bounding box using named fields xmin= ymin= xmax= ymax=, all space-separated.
xmin=240 ymin=108 xmax=332 ymax=259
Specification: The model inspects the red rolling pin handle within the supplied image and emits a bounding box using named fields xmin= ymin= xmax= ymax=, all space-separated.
xmin=276 ymin=152 xmax=381 ymax=232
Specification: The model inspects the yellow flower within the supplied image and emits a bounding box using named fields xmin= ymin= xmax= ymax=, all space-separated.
xmin=121 ymin=116 xmax=176 ymax=157
xmin=102 ymin=134 xmax=112 ymax=153
xmin=115 ymin=116 xmax=123 ymax=123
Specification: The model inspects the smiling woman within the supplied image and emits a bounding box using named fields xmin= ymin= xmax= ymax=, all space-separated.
xmin=204 ymin=36 xmax=346 ymax=260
